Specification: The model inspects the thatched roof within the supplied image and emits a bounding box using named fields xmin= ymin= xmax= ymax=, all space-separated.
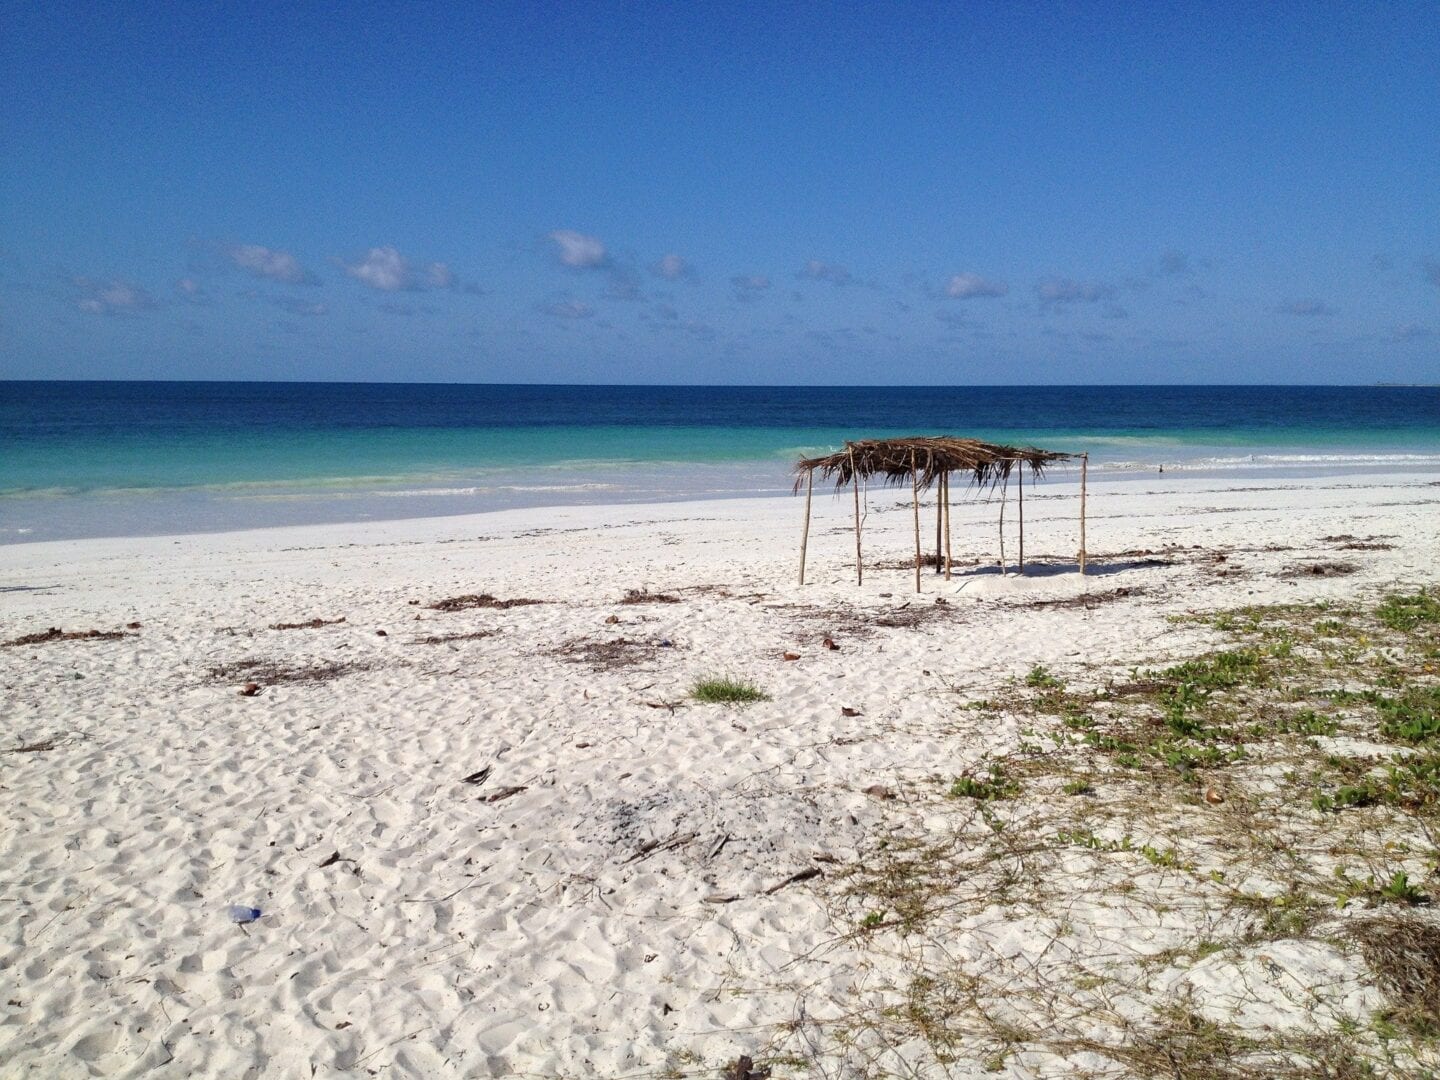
xmin=794 ymin=436 xmax=1076 ymax=493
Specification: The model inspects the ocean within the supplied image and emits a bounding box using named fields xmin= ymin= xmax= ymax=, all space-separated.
xmin=3 ymin=382 xmax=1438 ymax=544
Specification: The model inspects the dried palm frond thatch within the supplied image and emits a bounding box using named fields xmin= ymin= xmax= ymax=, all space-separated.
xmin=793 ymin=436 xmax=1075 ymax=494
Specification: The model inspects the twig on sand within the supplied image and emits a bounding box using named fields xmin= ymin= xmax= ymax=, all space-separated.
xmin=624 ymin=831 xmax=698 ymax=864
xmin=399 ymin=882 xmax=481 ymax=905
xmin=5 ymin=730 xmax=87 ymax=754
xmin=483 ymin=785 xmax=527 ymax=803
xmin=764 ymin=867 xmax=823 ymax=895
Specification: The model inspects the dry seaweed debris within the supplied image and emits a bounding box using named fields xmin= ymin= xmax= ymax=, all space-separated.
xmin=552 ymin=636 xmax=674 ymax=671
xmin=2 ymin=627 xmax=130 ymax=647
xmin=208 ymin=658 xmax=372 ymax=685
xmin=1020 ymin=586 xmax=1144 ymax=609
xmin=871 ymin=600 xmax=956 ymax=629
xmin=410 ymin=629 xmax=499 ymax=645
xmin=1321 ymin=533 xmax=1397 ymax=551
xmin=428 ymin=593 xmax=544 ymax=612
xmin=619 ymin=588 xmax=682 ymax=604
xmin=269 ymin=616 xmax=346 ymax=630
xmin=1349 ymin=918 xmax=1440 ymax=1038
xmin=1280 ymin=560 xmax=1360 ymax=578
xmin=770 ymin=599 xmax=956 ymax=637
xmin=871 ymin=553 xmax=954 ymax=570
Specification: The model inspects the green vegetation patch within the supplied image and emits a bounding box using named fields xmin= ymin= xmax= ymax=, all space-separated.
xmin=690 ymin=676 xmax=770 ymax=704
xmin=1377 ymin=588 xmax=1440 ymax=632
xmin=949 ymin=763 xmax=1020 ymax=801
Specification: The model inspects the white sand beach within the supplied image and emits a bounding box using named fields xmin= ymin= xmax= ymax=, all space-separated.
xmin=3 ymin=468 xmax=1439 ymax=1078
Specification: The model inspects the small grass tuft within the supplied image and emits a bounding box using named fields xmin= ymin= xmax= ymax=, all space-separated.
xmin=690 ymin=677 xmax=769 ymax=704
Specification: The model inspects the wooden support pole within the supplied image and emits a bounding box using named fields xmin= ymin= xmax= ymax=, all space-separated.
xmin=1079 ymin=453 xmax=1088 ymax=575
xmin=798 ymin=469 xmax=813 ymax=586
xmin=934 ymin=476 xmax=942 ymax=574
xmin=850 ymin=448 xmax=863 ymax=585
xmin=911 ymin=450 xmax=922 ymax=593
xmin=998 ymin=472 xmax=1007 ymax=572
xmin=943 ymin=472 xmax=953 ymax=580
xmin=1017 ymin=460 xmax=1025 ymax=573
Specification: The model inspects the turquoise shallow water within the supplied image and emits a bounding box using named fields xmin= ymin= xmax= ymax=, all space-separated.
xmin=4 ymin=382 xmax=1438 ymax=542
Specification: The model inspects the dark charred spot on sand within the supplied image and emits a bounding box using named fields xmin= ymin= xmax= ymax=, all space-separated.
xmin=427 ymin=593 xmax=544 ymax=612
xmin=2 ymin=627 xmax=131 ymax=647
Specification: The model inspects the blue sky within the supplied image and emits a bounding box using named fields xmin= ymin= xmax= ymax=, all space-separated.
xmin=2 ymin=1 xmax=1437 ymax=383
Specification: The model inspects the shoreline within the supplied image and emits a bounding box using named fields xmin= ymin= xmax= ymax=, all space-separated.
xmin=5 ymin=456 xmax=1440 ymax=547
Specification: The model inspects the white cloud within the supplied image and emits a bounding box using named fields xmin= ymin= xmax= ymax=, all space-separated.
xmin=174 ymin=277 xmax=207 ymax=303
xmin=229 ymin=244 xmax=314 ymax=284
xmin=74 ymin=278 xmax=156 ymax=314
xmin=542 ymin=299 xmax=595 ymax=319
xmin=799 ymin=259 xmax=852 ymax=286
xmin=341 ymin=247 xmax=457 ymax=292
xmin=344 ymin=246 xmax=411 ymax=291
xmin=549 ymin=230 xmax=607 ymax=269
xmin=652 ymin=253 xmax=691 ymax=280
xmin=945 ymin=273 xmax=1007 ymax=299
xmin=1036 ymin=278 xmax=1115 ymax=305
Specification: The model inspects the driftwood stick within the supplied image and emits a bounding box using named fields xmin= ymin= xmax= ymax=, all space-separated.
xmin=1079 ymin=452 xmax=1088 ymax=575
xmin=910 ymin=449 xmax=922 ymax=594
xmin=943 ymin=472 xmax=953 ymax=580
xmin=1018 ymin=460 xmax=1025 ymax=573
xmin=850 ymin=447 xmax=863 ymax=585
xmin=798 ymin=469 xmax=813 ymax=586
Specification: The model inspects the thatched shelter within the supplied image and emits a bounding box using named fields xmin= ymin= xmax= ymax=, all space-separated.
xmin=793 ymin=436 xmax=1088 ymax=592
